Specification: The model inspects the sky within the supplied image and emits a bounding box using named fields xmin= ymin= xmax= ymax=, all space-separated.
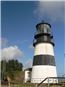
xmin=1 ymin=1 xmax=65 ymax=76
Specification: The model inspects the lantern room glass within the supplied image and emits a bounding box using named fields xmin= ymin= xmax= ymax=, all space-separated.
xmin=37 ymin=24 xmax=51 ymax=34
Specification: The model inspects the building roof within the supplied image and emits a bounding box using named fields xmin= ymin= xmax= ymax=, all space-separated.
xmin=24 ymin=68 xmax=32 ymax=71
xmin=36 ymin=21 xmax=51 ymax=29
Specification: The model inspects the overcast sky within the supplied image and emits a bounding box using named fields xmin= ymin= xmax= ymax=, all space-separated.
xmin=1 ymin=1 xmax=65 ymax=76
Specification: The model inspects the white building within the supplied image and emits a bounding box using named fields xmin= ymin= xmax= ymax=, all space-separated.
xmin=24 ymin=68 xmax=32 ymax=83
xmin=31 ymin=21 xmax=58 ymax=83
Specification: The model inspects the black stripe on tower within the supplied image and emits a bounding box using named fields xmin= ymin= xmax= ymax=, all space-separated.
xmin=33 ymin=55 xmax=55 ymax=66
xmin=33 ymin=35 xmax=55 ymax=47
xmin=34 ymin=32 xmax=51 ymax=39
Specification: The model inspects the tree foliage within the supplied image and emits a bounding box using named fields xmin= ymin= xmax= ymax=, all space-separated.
xmin=1 ymin=59 xmax=23 ymax=81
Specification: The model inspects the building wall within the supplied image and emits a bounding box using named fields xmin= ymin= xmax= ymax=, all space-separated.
xmin=24 ymin=70 xmax=29 ymax=83
xmin=31 ymin=65 xmax=57 ymax=83
xmin=34 ymin=43 xmax=54 ymax=56
xmin=24 ymin=70 xmax=31 ymax=83
xmin=31 ymin=43 xmax=57 ymax=83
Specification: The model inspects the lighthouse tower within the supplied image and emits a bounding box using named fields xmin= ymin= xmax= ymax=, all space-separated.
xmin=31 ymin=21 xmax=57 ymax=83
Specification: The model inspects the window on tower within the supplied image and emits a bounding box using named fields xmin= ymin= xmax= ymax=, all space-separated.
xmin=44 ymin=24 xmax=51 ymax=34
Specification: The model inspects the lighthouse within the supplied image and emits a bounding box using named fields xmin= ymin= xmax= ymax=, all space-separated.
xmin=31 ymin=21 xmax=57 ymax=83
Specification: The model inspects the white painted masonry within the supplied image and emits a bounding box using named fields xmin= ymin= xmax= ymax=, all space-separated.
xmin=34 ymin=43 xmax=54 ymax=56
xmin=24 ymin=70 xmax=30 ymax=83
xmin=31 ymin=65 xmax=57 ymax=83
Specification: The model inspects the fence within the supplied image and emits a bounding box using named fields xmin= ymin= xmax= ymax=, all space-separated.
xmin=1 ymin=77 xmax=65 ymax=87
xmin=37 ymin=77 xmax=65 ymax=87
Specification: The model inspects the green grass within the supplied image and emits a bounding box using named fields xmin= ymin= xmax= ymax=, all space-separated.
xmin=1 ymin=82 xmax=65 ymax=87
xmin=1 ymin=83 xmax=36 ymax=87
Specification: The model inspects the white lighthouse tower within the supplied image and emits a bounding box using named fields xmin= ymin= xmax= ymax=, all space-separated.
xmin=31 ymin=21 xmax=57 ymax=83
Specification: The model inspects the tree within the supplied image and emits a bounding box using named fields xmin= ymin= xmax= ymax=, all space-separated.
xmin=1 ymin=59 xmax=23 ymax=81
xmin=1 ymin=60 xmax=7 ymax=81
